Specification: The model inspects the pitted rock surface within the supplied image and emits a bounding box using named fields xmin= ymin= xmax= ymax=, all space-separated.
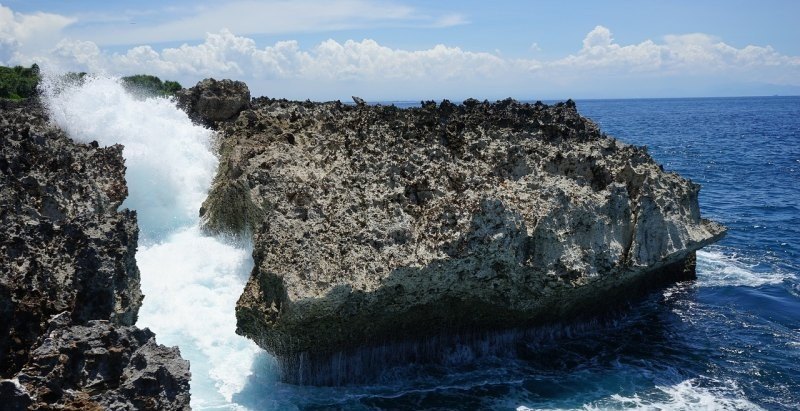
xmin=0 ymin=98 xmax=190 ymax=409
xmin=202 ymin=96 xmax=725 ymax=366
xmin=14 ymin=315 xmax=190 ymax=411
xmin=0 ymin=99 xmax=141 ymax=374
xmin=176 ymin=78 xmax=250 ymax=125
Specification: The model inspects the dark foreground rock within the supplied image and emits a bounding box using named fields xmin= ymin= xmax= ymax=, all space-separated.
xmin=0 ymin=98 xmax=190 ymax=408
xmin=15 ymin=315 xmax=189 ymax=410
xmin=194 ymin=91 xmax=725 ymax=384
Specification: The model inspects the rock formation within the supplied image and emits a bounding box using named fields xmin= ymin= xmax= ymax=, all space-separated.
xmin=0 ymin=98 xmax=190 ymax=409
xmin=175 ymin=78 xmax=250 ymax=126
xmin=188 ymin=86 xmax=725 ymax=384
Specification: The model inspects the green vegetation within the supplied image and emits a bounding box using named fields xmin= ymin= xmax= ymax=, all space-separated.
xmin=0 ymin=64 xmax=183 ymax=100
xmin=0 ymin=64 xmax=40 ymax=99
xmin=120 ymin=74 xmax=182 ymax=97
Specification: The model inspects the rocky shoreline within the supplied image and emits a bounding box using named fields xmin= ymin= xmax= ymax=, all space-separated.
xmin=0 ymin=98 xmax=190 ymax=409
xmin=0 ymin=77 xmax=726 ymax=396
xmin=184 ymin=80 xmax=726 ymax=384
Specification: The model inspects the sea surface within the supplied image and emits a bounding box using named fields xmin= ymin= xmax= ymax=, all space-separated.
xmin=44 ymin=80 xmax=800 ymax=410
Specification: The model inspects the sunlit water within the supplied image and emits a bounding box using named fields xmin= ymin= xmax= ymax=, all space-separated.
xmin=42 ymin=80 xmax=800 ymax=410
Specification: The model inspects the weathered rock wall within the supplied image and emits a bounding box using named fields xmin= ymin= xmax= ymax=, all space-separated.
xmin=0 ymin=98 xmax=190 ymax=409
xmin=189 ymin=85 xmax=725 ymax=383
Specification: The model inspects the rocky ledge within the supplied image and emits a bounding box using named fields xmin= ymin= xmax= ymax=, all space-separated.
xmin=186 ymin=80 xmax=725 ymax=384
xmin=0 ymin=99 xmax=190 ymax=409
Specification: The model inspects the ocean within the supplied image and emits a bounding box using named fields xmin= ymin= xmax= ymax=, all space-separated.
xmin=44 ymin=79 xmax=800 ymax=410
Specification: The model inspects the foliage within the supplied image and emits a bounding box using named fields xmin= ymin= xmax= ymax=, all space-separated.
xmin=0 ymin=64 xmax=40 ymax=99
xmin=121 ymin=74 xmax=183 ymax=97
xmin=0 ymin=65 xmax=183 ymax=99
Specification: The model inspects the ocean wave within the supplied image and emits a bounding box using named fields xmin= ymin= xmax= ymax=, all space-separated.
xmin=696 ymin=250 xmax=794 ymax=288
xmin=518 ymin=378 xmax=764 ymax=411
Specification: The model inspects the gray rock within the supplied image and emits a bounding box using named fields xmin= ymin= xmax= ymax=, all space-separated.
xmin=176 ymin=78 xmax=250 ymax=125
xmin=0 ymin=99 xmax=191 ymax=408
xmin=17 ymin=318 xmax=190 ymax=410
xmin=203 ymin=95 xmax=726 ymax=379
xmin=0 ymin=100 xmax=141 ymax=374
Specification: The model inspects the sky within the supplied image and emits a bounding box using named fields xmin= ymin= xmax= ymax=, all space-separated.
xmin=1 ymin=0 xmax=799 ymax=100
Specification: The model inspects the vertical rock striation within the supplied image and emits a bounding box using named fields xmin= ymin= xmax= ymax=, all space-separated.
xmin=0 ymin=99 xmax=190 ymax=409
xmin=188 ymin=84 xmax=726 ymax=384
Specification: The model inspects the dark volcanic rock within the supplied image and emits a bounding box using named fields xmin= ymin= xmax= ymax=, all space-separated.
xmin=0 ymin=99 xmax=141 ymax=375
xmin=202 ymin=94 xmax=725 ymax=383
xmin=0 ymin=98 xmax=191 ymax=408
xmin=176 ymin=78 xmax=250 ymax=125
xmin=0 ymin=379 xmax=31 ymax=410
xmin=14 ymin=314 xmax=189 ymax=410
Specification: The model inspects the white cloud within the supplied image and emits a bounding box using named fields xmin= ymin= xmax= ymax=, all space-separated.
xmin=3 ymin=2 xmax=799 ymax=100
xmin=27 ymin=29 xmax=507 ymax=84
xmin=552 ymin=25 xmax=800 ymax=77
xmin=431 ymin=13 xmax=469 ymax=28
xmin=0 ymin=5 xmax=75 ymax=64
xmin=65 ymin=0 xmax=460 ymax=46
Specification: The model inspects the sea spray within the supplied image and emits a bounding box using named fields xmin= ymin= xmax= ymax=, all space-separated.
xmin=42 ymin=75 xmax=260 ymax=409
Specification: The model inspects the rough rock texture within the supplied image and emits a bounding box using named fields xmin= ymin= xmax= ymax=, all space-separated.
xmin=202 ymin=96 xmax=725 ymax=379
xmin=176 ymin=78 xmax=250 ymax=125
xmin=0 ymin=98 xmax=190 ymax=409
xmin=14 ymin=314 xmax=190 ymax=410
xmin=0 ymin=99 xmax=141 ymax=373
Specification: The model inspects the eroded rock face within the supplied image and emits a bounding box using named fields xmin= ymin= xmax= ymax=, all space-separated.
xmin=0 ymin=99 xmax=141 ymax=374
xmin=176 ymin=78 xmax=250 ymax=125
xmin=15 ymin=315 xmax=190 ymax=411
xmin=0 ymin=99 xmax=190 ymax=408
xmin=202 ymin=96 xmax=725 ymax=380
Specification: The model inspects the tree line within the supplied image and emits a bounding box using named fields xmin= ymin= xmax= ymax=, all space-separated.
xmin=0 ymin=64 xmax=183 ymax=99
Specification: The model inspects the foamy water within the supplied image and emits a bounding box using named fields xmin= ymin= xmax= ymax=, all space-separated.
xmin=42 ymin=76 xmax=260 ymax=409
xmin=696 ymin=249 xmax=794 ymax=288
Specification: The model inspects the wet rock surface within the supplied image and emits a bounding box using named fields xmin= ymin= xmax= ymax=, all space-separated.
xmin=0 ymin=98 xmax=190 ymax=409
xmin=203 ymin=95 xmax=726 ymax=382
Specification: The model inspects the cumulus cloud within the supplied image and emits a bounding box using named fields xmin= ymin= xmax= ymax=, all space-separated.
xmin=27 ymin=29 xmax=507 ymax=83
xmin=3 ymin=3 xmax=799 ymax=99
xmin=552 ymin=25 xmax=800 ymax=77
xmin=0 ymin=5 xmax=75 ymax=64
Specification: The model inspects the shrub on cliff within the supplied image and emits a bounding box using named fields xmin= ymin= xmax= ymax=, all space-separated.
xmin=0 ymin=64 xmax=40 ymax=99
xmin=121 ymin=74 xmax=182 ymax=97
xmin=0 ymin=65 xmax=183 ymax=100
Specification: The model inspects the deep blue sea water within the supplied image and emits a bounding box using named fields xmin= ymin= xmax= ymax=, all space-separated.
xmin=231 ymin=96 xmax=800 ymax=410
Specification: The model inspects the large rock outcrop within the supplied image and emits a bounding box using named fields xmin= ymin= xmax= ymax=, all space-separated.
xmin=175 ymin=78 xmax=250 ymax=126
xmin=0 ymin=99 xmax=190 ymax=408
xmin=200 ymin=95 xmax=725 ymax=383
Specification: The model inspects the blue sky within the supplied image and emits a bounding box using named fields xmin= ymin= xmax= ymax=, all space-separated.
xmin=2 ymin=0 xmax=799 ymax=100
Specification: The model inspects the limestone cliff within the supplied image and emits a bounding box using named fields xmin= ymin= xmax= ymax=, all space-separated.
xmin=189 ymin=84 xmax=725 ymax=383
xmin=0 ymin=99 xmax=190 ymax=409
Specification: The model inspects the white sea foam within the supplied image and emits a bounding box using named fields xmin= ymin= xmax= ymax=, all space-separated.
xmin=596 ymin=378 xmax=763 ymax=410
xmin=42 ymin=75 xmax=260 ymax=409
xmin=696 ymin=249 xmax=791 ymax=288
xmin=519 ymin=378 xmax=764 ymax=411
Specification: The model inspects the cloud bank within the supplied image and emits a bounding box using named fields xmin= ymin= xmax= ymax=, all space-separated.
xmin=1 ymin=3 xmax=798 ymax=99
